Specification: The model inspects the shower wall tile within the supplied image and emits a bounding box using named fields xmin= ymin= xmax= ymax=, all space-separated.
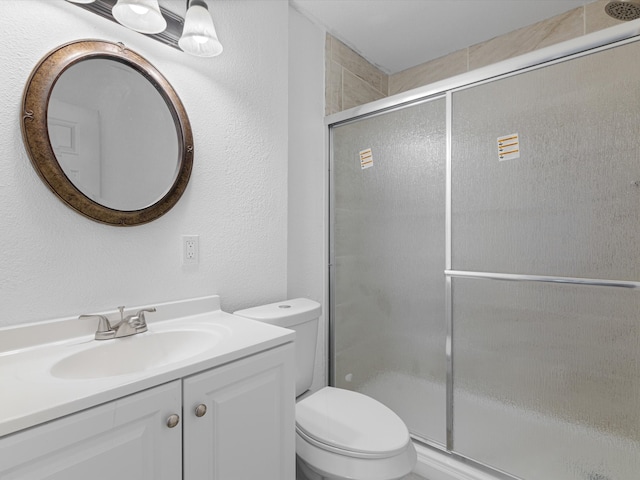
xmin=342 ymin=69 xmax=386 ymax=110
xmin=326 ymin=60 xmax=342 ymax=115
xmin=325 ymin=33 xmax=389 ymax=115
xmin=585 ymin=0 xmax=627 ymax=33
xmin=325 ymin=1 xmax=621 ymax=113
xmin=389 ymin=48 xmax=468 ymax=96
xmin=468 ymin=7 xmax=584 ymax=70
xmin=330 ymin=36 xmax=388 ymax=94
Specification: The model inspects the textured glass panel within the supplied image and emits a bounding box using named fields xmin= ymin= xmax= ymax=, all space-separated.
xmin=331 ymin=98 xmax=446 ymax=444
xmin=452 ymin=277 xmax=640 ymax=480
xmin=451 ymin=41 xmax=640 ymax=280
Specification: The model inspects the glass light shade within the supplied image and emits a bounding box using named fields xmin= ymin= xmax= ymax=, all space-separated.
xmin=179 ymin=3 xmax=223 ymax=57
xmin=112 ymin=0 xmax=167 ymax=34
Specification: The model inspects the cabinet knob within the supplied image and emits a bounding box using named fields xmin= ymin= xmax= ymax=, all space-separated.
xmin=195 ymin=404 xmax=207 ymax=417
xmin=166 ymin=414 xmax=180 ymax=428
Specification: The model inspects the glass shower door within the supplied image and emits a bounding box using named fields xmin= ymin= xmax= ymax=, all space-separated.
xmin=450 ymin=40 xmax=640 ymax=479
xmin=330 ymin=97 xmax=447 ymax=445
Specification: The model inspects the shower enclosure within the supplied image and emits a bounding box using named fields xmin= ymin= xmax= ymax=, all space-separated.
xmin=329 ymin=34 xmax=640 ymax=480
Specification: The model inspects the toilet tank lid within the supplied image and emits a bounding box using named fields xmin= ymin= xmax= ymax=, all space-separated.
xmin=233 ymin=298 xmax=321 ymax=328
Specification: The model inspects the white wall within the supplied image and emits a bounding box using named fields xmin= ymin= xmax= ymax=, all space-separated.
xmin=287 ymin=7 xmax=327 ymax=392
xmin=0 ymin=0 xmax=289 ymax=327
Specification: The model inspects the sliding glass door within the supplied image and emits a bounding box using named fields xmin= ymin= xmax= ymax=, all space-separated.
xmin=330 ymin=37 xmax=640 ymax=480
xmin=449 ymin=39 xmax=640 ymax=479
xmin=331 ymin=97 xmax=447 ymax=446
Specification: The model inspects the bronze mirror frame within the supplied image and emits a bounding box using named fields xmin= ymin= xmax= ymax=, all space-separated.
xmin=21 ymin=39 xmax=194 ymax=226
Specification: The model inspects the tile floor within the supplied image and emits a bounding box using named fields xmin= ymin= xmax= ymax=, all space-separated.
xmin=401 ymin=474 xmax=427 ymax=480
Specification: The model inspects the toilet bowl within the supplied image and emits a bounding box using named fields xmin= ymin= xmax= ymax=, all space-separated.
xmin=234 ymin=299 xmax=416 ymax=480
xmin=295 ymin=387 xmax=416 ymax=480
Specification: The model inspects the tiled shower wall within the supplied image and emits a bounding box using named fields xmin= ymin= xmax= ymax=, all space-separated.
xmin=325 ymin=35 xmax=388 ymax=114
xmin=325 ymin=0 xmax=627 ymax=115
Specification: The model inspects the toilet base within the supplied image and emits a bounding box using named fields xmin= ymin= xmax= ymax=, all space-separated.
xmin=297 ymin=456 xmax=324 ymax=480
xmin=296 ymin=452 xmax=413 ymax=480
xmin=298 ymin=455 xmax=365 ymax=480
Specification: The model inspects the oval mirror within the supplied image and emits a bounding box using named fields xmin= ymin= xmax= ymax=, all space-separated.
xmin=21 ymin=40 xmax=193 ymax=226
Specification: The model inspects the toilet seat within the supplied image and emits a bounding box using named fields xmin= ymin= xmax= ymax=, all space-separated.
xmin=296 ymin=426 xmax=407 ymax=460
xmin=296 ymin=387 xmax=411 ymax=458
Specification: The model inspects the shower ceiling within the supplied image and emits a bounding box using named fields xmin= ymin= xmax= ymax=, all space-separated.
xmin=290 ymin=0 xmax=591 ymax=74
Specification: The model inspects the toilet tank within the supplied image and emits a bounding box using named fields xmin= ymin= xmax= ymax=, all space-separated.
xmin=234 ymin=298 xmax=321 ymax=397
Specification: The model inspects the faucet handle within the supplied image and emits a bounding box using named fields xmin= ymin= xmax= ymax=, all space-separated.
xmin=134 ymin=307 xmax=156 ymax=327
xmin=79 ymin=314 xmax=113 ymax=340
xmin=117 ymin=307 xmax=155 ymax=337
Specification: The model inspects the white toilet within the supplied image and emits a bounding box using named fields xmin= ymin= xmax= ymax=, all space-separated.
xmin=234 ymin=298 xmax=416 ymax=480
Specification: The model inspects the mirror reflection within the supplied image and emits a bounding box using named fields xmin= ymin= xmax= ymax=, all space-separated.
xmin=22 ymin=40 xmax=193 ymax=226
xmin=48 ymin=59 xmax=180 ymax=211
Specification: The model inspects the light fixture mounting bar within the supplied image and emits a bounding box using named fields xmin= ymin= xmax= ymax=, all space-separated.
xmin=68 ymin=0 xmax=184 ymax=51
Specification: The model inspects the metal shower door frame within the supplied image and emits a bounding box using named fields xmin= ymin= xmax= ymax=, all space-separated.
xmin=326 ymin=20 xmax=640 ymax=477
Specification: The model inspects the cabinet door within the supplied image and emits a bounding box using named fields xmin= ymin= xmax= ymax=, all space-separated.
xmin=184 ymin=344 xmax=295 ymax=480
xmin=0 ymin=380 xmax=182 ymax=480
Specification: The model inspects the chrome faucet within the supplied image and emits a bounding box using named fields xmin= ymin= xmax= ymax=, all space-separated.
xmin=80 ymin=306 xmax=156 ymax=340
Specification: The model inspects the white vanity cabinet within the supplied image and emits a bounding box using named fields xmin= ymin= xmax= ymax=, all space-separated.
xmin=0 ymin=380 xmax=183 ymax=480
xmin=184 ymin=344 xmax=295 ymax=479
xmin=0 ymin=344 xmax=295 ymax=480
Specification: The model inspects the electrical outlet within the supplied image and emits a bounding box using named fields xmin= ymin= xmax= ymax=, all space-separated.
xmin=182 ymin=235 xmax=199 ymax=265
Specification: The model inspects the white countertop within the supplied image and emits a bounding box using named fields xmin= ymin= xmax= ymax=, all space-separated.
xmin=0 ymin=295 xmax=294 ymax=437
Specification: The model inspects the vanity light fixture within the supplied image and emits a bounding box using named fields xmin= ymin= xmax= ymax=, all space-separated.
xmin=66 ymin=0 xmax=222 ymax=58
xmin=112 ymin=0 xmax=167 ymax=34
xmin=179 ymin=0 xmax=223 ymax=57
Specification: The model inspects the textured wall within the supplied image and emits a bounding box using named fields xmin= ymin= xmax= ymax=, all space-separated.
xmin=326 ymin=0 xmax=628 ymax=111
xmin=288 ymin=7 xmax=327 ymax=392
xmin=0 ymin=0 xmax=289 ymax=327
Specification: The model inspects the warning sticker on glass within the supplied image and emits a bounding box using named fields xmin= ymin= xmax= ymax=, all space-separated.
xmin=497 ymin=133 xmax=520 ymax=161
xmin=359 ymin=148 xmax=373 ymax=169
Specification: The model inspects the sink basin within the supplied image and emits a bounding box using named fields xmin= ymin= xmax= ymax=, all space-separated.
xmin=50 ymin=330 xmax=220 ymax=379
